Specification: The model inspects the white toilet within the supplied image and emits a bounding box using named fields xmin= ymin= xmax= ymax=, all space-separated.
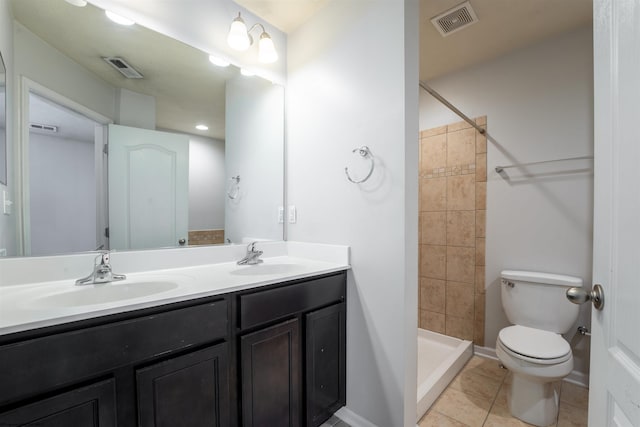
xmin=496 ymin=270 xmax=582 ymax=427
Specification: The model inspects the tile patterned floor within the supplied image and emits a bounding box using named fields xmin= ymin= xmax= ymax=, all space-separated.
xmin=418 ymin=356 xmax=589 ymax=427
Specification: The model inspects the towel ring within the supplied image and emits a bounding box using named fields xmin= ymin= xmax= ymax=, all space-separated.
xmin=345 ymin=146 xmax=374 ymax=184
xmin=227 ymin=175 xmax=240 ymax=199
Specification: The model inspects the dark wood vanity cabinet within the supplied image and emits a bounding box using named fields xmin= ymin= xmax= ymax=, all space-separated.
xmin=0 ymin=378 xmax=117 ymax=426
xmin=305 ymin=303 xmax=347 ymax=427
xmin=0 ymin=298 xmax=230 ymax=427
xmin=237 ymin=272 xmax=346 ymax=427
xmin=0 ymin=270 xmax=347 ymax=427
xmin=136 ymin=343 xmax=230 ymax=427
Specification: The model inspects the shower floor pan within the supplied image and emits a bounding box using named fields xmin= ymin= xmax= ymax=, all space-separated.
xmin=417 ymin=328 xmax=473 ymax=421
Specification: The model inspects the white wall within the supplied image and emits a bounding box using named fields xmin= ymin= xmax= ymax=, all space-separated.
xmin=287 ymin=1 xmax=419 ymax=426
xmin=14 ymin=22 xmax=117 ymax=121
xmin=0 ymin=2 xmax=16 ymax=256
xmin=188 ymin=134 xmax=225 ymax=230
xmin=29 ymin=133 xmax=96 ymax=256
xmin=225 ymin=76 xmax=284 ymax=244
xmin=419 ymin=27 xmax=593 ymax=378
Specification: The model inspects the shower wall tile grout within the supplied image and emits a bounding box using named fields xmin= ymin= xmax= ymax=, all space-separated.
xmin=419 ymin=117 xmax=487 ymax=345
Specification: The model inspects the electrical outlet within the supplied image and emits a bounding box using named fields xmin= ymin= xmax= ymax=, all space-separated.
xmin=288 ymin=205 xmax=297 ymax=224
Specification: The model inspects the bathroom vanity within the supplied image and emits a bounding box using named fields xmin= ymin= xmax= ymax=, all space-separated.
xmin=0 ymin=249 xmax=348 ymax=427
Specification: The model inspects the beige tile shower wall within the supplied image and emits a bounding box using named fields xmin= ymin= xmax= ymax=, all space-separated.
xmin=419 ymin=117 xmax=487 ymax=346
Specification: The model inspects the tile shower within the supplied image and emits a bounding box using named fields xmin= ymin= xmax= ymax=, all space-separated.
xmin=419 ymin=117 xmax=487 ymax=346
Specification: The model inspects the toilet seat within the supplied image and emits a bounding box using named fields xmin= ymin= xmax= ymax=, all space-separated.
xmin=498 ymin=325 xmax=571 ymax=365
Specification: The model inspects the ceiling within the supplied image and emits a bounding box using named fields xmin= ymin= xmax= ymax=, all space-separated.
xmin=11 ymin=0 xmax=238 ymax=140
xmin=10 ymin=0 xmax=593 ymax=136
xmin=237 ymin=0 xmax=593 ymax=81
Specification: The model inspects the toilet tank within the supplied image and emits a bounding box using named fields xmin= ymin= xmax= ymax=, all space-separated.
xmin=501 ymin=270 xmax=582 ymax=334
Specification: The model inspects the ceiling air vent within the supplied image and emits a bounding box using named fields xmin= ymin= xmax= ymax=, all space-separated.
xmin=29 ymin=123 xmax=58 ymax=133
xmin=103 ymin=56 xmax=144 ymax=79
xmin=431 ymin=1 xmax=479 ymax=37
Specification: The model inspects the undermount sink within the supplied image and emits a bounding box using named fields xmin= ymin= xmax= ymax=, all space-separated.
xmin=32 ymin=279 xmax=180 ymax=308
xmin=230 ymin=263 xmax=304 ymax=276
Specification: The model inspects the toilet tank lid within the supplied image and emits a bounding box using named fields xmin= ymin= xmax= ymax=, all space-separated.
xmin=501 ymin=270 xmax=582 ymax=287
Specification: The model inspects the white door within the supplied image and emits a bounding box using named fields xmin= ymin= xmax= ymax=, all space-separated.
xmin=108 ymin=124 xmax=189 ymax=250
xmin=590 ymin=0 xmax=640 ymax=426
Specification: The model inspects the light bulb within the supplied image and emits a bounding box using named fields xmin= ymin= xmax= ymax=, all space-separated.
xmin=209 ymin=55 xmax=230 ymax=67
xmin=65 ymin=0 xmax=87 ymax=6
xmin=258 ymin=32 xmax=278 ymax=63
xmin=227 ymin=14 xmax=251 ymax=51
xmin=195 ymin=124 xmax=209 ymax=131
xmin=105 ymin=10 xmax=135 ymax=26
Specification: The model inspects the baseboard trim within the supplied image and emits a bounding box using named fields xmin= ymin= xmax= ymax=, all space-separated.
xmin=335 ymin=407 xmax=378 ymax=427
xmin=473 ymin=345 xmax=590 ymax=388
xmin=565 ymin=370 xmax=590 ymax=388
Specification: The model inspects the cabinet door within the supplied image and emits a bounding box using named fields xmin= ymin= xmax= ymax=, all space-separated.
xmin=305 ymin=303 xmax=346 ymax=427
xmin=136 ymin=343 xmax=229 ymax=427
xmin=240 ymin=318 xmax=301 ymax=427
xmin=0 ymin=378 xmax=116 ymax=427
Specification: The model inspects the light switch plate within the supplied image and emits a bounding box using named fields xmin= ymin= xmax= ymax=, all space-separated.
xmin=288 ymin=205 xmax=297 ymax=224
xmin=3 ymin=191 xmax=12 ymax=215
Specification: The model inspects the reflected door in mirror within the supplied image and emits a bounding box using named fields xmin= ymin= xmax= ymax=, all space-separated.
xmin=108 ymin=125 xmax=189 ymax=250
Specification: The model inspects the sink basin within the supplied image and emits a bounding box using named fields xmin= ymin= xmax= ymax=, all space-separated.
xmin=230 ymin=264 xmax=303 ymax=276
xmin=33 ymin=280 xmax=179 ymax=307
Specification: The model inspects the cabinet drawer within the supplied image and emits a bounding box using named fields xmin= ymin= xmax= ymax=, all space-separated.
xmin=239 ymin=273 xmax=345 ymax=330
xmin=0 ymin=299 xmax=228 ymax=404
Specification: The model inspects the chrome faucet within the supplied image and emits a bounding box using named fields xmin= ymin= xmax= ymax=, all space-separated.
xmin=76 ymin=252 xmax=127 ymax=285
xmin=237 ymin=242 xmax=264 ymax=265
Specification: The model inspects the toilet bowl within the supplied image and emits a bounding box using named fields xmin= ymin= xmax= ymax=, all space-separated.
xmin=496 ymin=325 xmax=573 ymax=426
xmin=496 ymin=271 xmax=582 ymax=427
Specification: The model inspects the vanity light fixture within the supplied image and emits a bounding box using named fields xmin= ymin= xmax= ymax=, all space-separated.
xmin=227 ymin=12 xmax=278 ymax=64
xmin=105 ymin=10 xmax=135 ymax=26
xmin=65 ymin=0 xmax=87 ymax=6
xmin=195 ymin=124 xmax=209 ymax=131
xmin=209 ymin=55 xmax=230 ymax=67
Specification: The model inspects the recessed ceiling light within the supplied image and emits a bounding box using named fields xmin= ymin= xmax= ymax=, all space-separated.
xmin=195 ymin=124 xmax=209 ymax=131
xmin=240 ymin=68 xmax=255 ymax=77
xmin=105 ymin=10 xmax=135 ymax=26
xmin=209 ymin=55 xmax=230 ymax=67
xmin=65 ymin=0 xmax=87 ymax=6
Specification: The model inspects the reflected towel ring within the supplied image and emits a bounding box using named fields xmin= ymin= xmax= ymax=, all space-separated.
xmin=227 ymin=175 xmax=240 ymax=199
xmin=345 ymin=146 xmax=374 ymax=184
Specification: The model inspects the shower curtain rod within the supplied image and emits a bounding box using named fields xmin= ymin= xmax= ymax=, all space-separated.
xmin=419 ymin=81 xmax=486 ymax=135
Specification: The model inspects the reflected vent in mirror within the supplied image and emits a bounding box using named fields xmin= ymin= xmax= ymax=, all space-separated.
xmin=431 ymin=1 xmax=478 ymax=37
xmin=102 ymin=56 xmax=144 ymax=79
xmin=29 ymin=123 xmax=59 ymax=133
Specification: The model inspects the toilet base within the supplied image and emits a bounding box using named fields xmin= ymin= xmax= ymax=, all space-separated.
xmin=508 ymin=375 xmax=561 ymax=427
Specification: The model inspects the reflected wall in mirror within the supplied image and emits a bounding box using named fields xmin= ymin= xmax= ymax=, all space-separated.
xmin=9 ymin=0 xmax=284 ymax=257
xmin=0 ymin=51 xmax=6 ymax=186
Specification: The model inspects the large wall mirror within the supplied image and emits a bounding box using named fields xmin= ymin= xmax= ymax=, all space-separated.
xmin=9 ymin=0 xmax=284 ymax=257
xmin=0 ymin=50 xmax=6 ymax=186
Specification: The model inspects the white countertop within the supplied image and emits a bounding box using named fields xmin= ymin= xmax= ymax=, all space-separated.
xmin=0 ymin=243 xmax=350 ymax=336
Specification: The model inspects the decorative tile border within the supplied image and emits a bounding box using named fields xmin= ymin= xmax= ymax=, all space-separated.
xmin=422 ymin=163 xmax=476 ymax=179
